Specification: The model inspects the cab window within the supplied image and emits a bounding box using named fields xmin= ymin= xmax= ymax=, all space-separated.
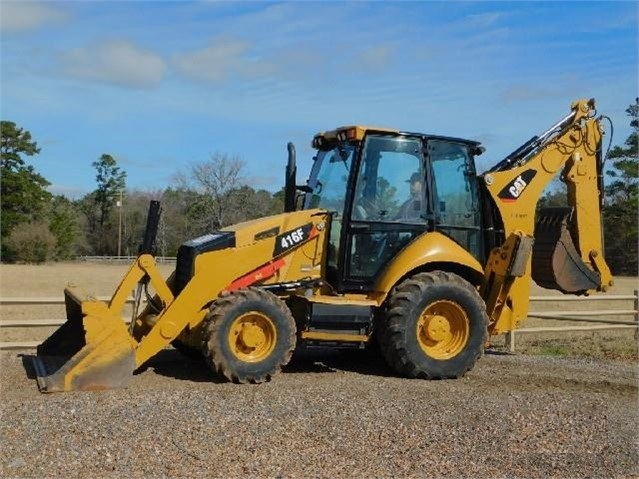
xmin=351 ymin=135 xmax=425 ymax=224
xmin=429 ymin=140 xmax=482 ymax=259
xmin=306 ymin=143 xmax=355 ymax=271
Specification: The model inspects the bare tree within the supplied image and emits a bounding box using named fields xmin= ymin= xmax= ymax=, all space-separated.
xmin=173 ymin=153 xmax=246 ymax=231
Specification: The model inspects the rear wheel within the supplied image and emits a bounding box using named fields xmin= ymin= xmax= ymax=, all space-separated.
xmin=202 ymin=288 xmax=297 ymax=383
xmin=378 ymin=271 xmax=488 ymax=379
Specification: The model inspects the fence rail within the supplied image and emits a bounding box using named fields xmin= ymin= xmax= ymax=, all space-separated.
xmin=78 ymin=256 xmax=176 ymax=264
xmin=0 ymin=296 xmax=140 ymax=351
xmin=1 ymin=292 xmax=637 ymax=351
xmin=504 ymin=291 xmax=638 ymax=352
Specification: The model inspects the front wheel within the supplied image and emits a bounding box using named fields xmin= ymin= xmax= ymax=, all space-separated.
xmin=202 ymin=288 xmax=297 ymax=383
xmin=378 ymin=271 xmax=488 ymax=379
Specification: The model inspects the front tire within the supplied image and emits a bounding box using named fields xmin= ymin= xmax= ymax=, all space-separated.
xmin=202 ymin=288 xmax=297 ymax=383
xmin=378 ymin=271 xmax=488 ymax=379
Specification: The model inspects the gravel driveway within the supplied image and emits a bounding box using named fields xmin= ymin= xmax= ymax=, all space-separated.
xmin=1 ymin=348 xmax=637 ymax=478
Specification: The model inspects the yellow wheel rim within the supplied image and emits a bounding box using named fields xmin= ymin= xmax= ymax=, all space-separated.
xmin=228 ymin=311 xmax=277 ymax=363
xmin=416 ymin=300 xmax=470 ymax=360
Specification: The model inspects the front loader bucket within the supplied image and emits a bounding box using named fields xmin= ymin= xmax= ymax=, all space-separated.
xmin=32 ymin=286 xmax=137 ymax=393
xmin=532 ymin=207 xmax=601 ymax=294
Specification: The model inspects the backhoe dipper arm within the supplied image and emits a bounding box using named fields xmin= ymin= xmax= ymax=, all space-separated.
xmin=480 ymin=99 xmax=613 ymax=335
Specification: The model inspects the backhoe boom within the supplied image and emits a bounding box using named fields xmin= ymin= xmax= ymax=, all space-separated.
xmin=480 ymin=99 xmax=613 ymax=334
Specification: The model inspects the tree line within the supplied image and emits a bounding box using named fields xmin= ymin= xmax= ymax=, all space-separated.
xmin=0 ymin=122 xmax=283 ymax=262
xmin=1 ymin=99 xmax=637 ymax=275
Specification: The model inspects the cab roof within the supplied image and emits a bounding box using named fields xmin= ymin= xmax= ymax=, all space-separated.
xmin=313 ymin=125 xmax=482 ymax=149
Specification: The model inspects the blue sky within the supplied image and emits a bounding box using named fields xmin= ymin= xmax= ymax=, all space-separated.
xmin=1 ymin=1 xmax=637 ymax=198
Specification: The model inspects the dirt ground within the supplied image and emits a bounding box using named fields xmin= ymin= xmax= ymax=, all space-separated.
xmin=0 ymin=262 xmax=176 ymax=297
xmin=509 ymin=276 xmax=638 ymax=360
xmin=1 ymin=347 xmax=637 ymax=478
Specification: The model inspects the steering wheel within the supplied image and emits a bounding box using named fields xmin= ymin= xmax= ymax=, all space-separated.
xmin=353 ymin=197 xmax=378 ymax=220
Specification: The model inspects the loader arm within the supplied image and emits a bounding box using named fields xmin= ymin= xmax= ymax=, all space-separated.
xmin=34 ymin=206 xmax=329 ymax=392
xmin=480 ymin=99 xmax=613 ymax=335
xmin=108 ymin=254 xmax=175 ymax=314
xmin=131 ymin=210 xmax=327 ymax=367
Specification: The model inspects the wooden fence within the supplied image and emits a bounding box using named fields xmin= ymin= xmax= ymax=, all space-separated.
xmin=0 ymin=296 xmax=139 ymax=350
xmin=78 ymin=256 xmax=176 ymax=264
xmin=1 ymin=291 xmax=637 ymax=351
xmin=504 ymin=291 xmax=638 ymax=352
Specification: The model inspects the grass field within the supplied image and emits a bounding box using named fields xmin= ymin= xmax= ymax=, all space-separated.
xmin=511 ymin=276 xmax=638 ymax=360
xmin=0 ymin=262 xmax=175 ymax=344
xmin=1 ymin=262 xmax=637 ymax=361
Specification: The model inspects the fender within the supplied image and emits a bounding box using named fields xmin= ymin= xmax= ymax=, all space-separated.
xmin=372 ymin=231 xmax=484 ymax=302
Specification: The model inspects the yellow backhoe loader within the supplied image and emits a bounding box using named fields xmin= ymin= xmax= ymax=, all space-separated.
xmin=32 ymin=98 xmax=613 ymax=392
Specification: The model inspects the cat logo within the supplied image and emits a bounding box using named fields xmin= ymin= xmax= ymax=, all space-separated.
xmin=509 ymin=176 xmax=528 ymax=198
xmin=497 ymin=169 xmax=537 ymax=202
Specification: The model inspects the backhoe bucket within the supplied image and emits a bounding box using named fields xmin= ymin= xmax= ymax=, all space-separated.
xmin=532 ymin=207 xmax=601 ymax=294
xmin=32 ymin=286 xmax=137 ymax=393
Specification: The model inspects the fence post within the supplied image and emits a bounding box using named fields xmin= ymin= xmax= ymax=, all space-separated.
xmin=634 ymin=290 xmax=638 ymax=340
xmin=505 ymin=331 xmax=515 ymax=353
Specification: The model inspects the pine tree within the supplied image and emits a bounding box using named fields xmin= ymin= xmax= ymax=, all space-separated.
xmin=604 ymin=98 xmax=638 ymax=275
xmin=0 ymin=121 xmax=52 ymax=259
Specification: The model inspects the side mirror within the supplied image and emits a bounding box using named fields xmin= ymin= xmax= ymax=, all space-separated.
xmin=473 ymin=145 xmax=486 ymax=156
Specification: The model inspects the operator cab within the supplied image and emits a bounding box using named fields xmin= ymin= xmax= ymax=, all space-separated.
xmin=304 ymin=126 xmax=485 ymax=292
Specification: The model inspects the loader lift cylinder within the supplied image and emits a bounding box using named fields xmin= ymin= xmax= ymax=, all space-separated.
xmin=131 ymin=200 xmax=162 ymax=331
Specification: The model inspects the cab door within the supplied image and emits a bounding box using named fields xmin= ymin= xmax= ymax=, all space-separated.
xmin=427 ymin=139 xmax=483 ymax=261
xmin=342 ymin=134 xmax=428 ymax=290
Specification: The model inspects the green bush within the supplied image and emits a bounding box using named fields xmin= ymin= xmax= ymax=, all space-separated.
xmin=4 ymin=221 xmax=56 ymax=263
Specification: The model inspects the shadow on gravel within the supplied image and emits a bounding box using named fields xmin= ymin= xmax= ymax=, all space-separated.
xmin=146 ymin=347 xmax=397 ymax=383
xmin=485 ymin=347 xmax=516 ymax=356
xmin=284 ymin=347 xmax=397 ymax=378
xmin=17 ymin=346 xmax=513 ymax=387
xmin=18 ymin=354 xmax=37 ymax=379
xmin=18 ymin=350 xmax=225 ymax=386
xmin=138 ymin=348 xmax=226 ymax=384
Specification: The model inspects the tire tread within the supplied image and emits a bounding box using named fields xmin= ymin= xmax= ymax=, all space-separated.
xmin=378 ymin=271 xmax=488 ymax=379
xmin=202 ymin=288 xmax=296 ymax=384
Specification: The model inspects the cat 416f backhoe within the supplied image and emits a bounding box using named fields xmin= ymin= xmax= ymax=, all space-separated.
xmin=33 ymin=98 xmax=613 ymax=392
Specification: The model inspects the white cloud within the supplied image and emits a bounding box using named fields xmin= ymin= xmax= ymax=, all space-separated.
xmin=463 ymin=12 xmax=506 ymax=29
xmin=353 ymin=45 xmax=397 ymax=72
xmin=0 ymin=1 xmax=68 ymax=33
xmin=61 ymin=40 xmax=166 ymax=89
xmin=173 ymin=37 xmax=251 ymax=84
xmin=47 ymin=183 xmax=88 ymax=199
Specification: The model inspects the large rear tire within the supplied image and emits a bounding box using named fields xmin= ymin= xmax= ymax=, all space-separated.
xmin=202 ymin=288 xmax=297 ymax=383
xmin=378 ymin=271 xmax=488 ymax=379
